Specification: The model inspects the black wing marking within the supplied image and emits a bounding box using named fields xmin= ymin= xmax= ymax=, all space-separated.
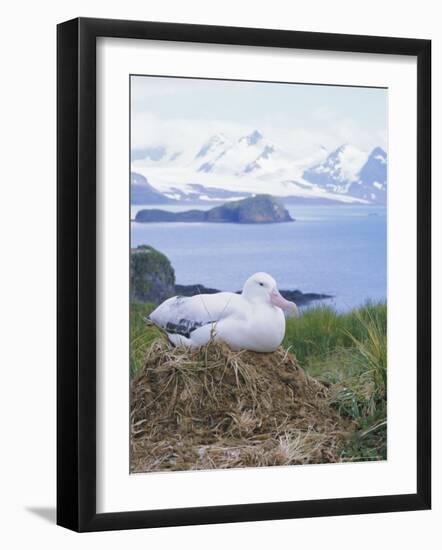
xmin=165 ymin=318 xmax=213 ymax=339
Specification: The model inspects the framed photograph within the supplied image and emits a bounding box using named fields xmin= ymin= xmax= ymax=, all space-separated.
xmin=57 ymin=17 xmax=431 ymax=532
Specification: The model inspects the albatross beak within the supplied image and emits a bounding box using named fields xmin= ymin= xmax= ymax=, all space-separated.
xmin=270 ymin=289 xmax=298 ymax=316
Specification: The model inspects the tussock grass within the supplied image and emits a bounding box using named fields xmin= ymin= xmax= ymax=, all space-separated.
xmin=284 ymin=302 xmax=387 ymax=461
xmin=283 ymin=302 xmax=387 ymax=365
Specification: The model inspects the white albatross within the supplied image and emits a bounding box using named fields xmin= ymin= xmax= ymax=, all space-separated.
xmin=148 ymin=272 xmax=298 ymax=352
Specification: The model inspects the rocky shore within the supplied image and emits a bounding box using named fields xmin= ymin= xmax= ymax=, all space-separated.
xmin=175 ymin=284 xmax=332 ymax=307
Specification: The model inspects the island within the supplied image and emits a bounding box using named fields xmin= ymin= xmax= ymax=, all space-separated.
xmin=134 ymin=194 xmax=294 ymax=224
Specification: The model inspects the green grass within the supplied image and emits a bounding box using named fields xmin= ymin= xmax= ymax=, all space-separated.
xmin=284 ymin=302 xmax=387 ymax=461
xmin=283 ymin=302 xmax=387 ymax=365
xmin=130 ymin=302 xmax=161 ymax=376
xmin=130 ymin=300 xmax=387 ymax=462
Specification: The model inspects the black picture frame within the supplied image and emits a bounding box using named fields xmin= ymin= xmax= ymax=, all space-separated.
xmin=57 ymin=17 xmax=431 ymax=532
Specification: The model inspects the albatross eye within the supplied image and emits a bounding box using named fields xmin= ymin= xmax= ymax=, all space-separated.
xmin=258 ymin=282 xmax=264 ymax=287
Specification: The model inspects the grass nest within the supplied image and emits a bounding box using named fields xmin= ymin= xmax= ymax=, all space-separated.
xmin=131 ymin=337 xmax=352 ymax=473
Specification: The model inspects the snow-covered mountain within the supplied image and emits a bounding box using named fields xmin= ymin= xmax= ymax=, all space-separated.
xmin=303 ymin=145 xmax=387 ymax=203
xmin=131 ymin=131 xmax=387 ymax=205
xmin=348 ymin=147 xmax=387 ymax=203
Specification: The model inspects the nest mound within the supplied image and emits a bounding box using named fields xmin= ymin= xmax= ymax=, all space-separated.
xmin=131 ymin=338 xmax=351 ymax=472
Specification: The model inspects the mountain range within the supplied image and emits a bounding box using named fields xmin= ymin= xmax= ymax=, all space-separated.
xmin=131 ymin=130 xmax=387 ymax=205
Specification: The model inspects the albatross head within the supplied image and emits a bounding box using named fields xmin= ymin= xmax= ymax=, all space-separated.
xmin=242 ymin=272 xmax=298 ymax=316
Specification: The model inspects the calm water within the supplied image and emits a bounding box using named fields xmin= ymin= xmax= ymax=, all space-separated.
xmin=131 ymin=204 xmax=387 ymax=312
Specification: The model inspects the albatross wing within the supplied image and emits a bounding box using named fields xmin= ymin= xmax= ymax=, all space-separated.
xmin=149 ymin=292 xmax=242 ymax=344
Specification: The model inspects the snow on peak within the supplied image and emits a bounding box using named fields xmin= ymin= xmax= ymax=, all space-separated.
xmin=238 ymin=130 xmax=263 ymax=146
xmin=131 ymin=134 xmax=387 ymax=204
xmin=350 ymin=146 xmax=387 ymax=202
xmin=370 ymin=147 xmax=387 ymax=165
xmin=195 ymin=133 xmax=228 ymax=159
xmin=303 ymin=144 xmax=369 ymax=193
xmin=328 ymin=144 xmax=369 ymax=182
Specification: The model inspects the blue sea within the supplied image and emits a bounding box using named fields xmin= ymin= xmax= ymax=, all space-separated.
xmin=131 ymin=204 xmax=387 ymax=312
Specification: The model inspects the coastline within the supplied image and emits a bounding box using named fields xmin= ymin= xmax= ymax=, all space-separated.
xmin=175 ymin=283 xmax=333 ymax=307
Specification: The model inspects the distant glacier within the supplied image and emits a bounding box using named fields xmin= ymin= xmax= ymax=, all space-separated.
xmin=131 ymin=130 xmax=387 ymax=205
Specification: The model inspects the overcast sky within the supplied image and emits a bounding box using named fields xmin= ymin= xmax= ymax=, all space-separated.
xmin=131 ymin=75 xmax=387 ymax=158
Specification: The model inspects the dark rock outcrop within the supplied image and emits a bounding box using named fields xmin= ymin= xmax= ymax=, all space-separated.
xmin=175 ymin=284 xmax=332 ymax=307
xmin=130 ymin=245 xmax=175 ymax=304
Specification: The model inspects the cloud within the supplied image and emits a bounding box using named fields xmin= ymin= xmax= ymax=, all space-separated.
xmin=131 ymin=110 xmax=386 ymax=160
xmin=130 ymin=76 xmax=387 ymax=157
xmin=131 ymin=112 xmax=249 ymax=153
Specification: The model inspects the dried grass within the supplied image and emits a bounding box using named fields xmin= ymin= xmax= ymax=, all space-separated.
xmin=131 ymin=337 xmax=352 ymax=472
